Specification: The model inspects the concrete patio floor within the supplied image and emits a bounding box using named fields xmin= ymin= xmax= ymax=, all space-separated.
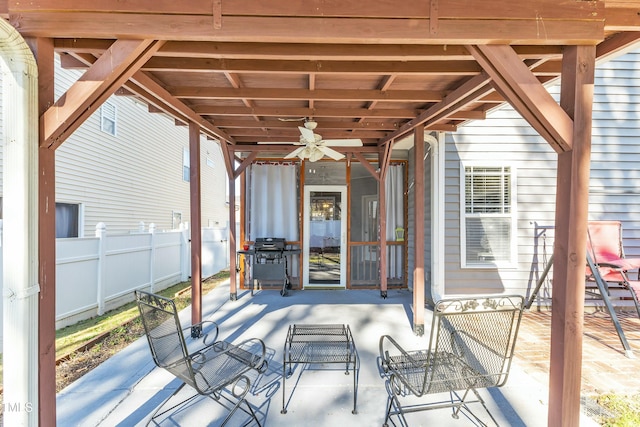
xmin=56 ymin=282 xmax=616 ymax=426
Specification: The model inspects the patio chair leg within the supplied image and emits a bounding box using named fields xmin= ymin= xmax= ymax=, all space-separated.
xmin=352 ymin=359 xmax=358 ymax=414
xmin=382 ymin=393 xmax=395 ymax=427
xmin=383 ymin=377 xmax=409 ymax=427
xmin=453 ymin=387 xmax=496 ymax=427
xmin=281 ymin=359 xmax=288 ymax=414
xmin=589 ymin=257 xmax=635 ymax=358
xmin=215 ymin=376 xmax=261 ymax=427
xmin=147 ymin=382 xmax=198 ymax=425
xmin=627 ymin=285 xmax=640 ymax=320
xmin=449 ymin=391 xmax=460 ymax=419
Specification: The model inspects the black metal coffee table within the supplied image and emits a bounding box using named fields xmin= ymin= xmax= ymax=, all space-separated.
xmin=281 ymin=323 xmax=358 ymax=415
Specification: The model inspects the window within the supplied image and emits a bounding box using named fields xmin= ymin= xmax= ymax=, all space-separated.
xmin=56 ymin=203 xmax=80 ymax=238
xmin=172 ymin=211 xmax=183 ymax=229
xmin=183 ymin=148 xmax=190 ymax=182
xmin=100 ymin=101 xmax=117 ymax=136
xmin=461 ymin=164 xmax=516 ymax=268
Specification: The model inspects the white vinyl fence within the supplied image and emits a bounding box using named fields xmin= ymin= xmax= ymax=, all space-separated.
xmin=0 ymin=221 xmax=231 ymax=350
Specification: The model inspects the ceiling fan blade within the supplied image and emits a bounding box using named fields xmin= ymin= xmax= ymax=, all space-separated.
xmin=284 ymin=146 xmax=307 ymax=159
xmin=322 ymin=138 xmax=363 ymax=147
xmin=318 ymin=146 xmax=345 ymax=161
xmin=278 ymin=117 xmax=306 ymax=122
xmin=298 ymin=126 xmax=316 ymax=144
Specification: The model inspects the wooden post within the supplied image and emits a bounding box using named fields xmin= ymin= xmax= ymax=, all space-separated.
xmin=29 ymin=37 xmax=57 ymax=427
xmin=379 ymin=150 xmax=388 ymax=298
xmin=229 ymin=170 xmax=238 ymax=300
xmin=413 ymin=125 xmax=425 ymax=335
xmin=189 ymin=122 xmax=203 ymax=335
xmin=548 ymin=45 xmax=595 ymax=427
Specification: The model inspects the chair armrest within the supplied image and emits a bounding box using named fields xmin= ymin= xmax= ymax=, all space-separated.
xmin=182 ymin=320 xmax=219 ymax=345
xmin=597 ymin=261 xmax=626 ymax=272
xmin=379 ymin=335 xmax=425 ymax=372
xmin=235 ymin=337 xmax=268 ymax=373
xmin=593 ymin=262 xmax=631 ymax=286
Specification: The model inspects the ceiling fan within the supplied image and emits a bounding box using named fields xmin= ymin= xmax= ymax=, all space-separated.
xmin=259 ymin=119 xmax=363 ymax=162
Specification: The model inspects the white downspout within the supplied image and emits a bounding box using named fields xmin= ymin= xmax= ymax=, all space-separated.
xmin=429 ymin=132 xmax=446 ymax=302
xmin=0 ymin=20 xmax=40 ymax=426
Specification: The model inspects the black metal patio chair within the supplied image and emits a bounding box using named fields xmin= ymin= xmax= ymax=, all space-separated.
xmin=379 ymin=295 xmax=524 ymax=426
xmin=135 ymin=290 xmax=267 ymax=426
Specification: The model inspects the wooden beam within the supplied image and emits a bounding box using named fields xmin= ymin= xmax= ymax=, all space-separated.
xmin=171 ymin=87 xmax=443 ymax=103
xmin=231 ymin=128 xmax=387 ymax=139
xmin=8 ymin=0 xmax=603 ymax=21
xmin=604 ymin=6 xmax=640 ymax=31
xmin=467 ymin=44 xmax=574 ymax=153
xmin=213 ymin=119 xmax=402 ymax=130
xmin=196 ymin=106 xmax=422 ymax=119
xmin=596 ymin=31 xmax=640 ymax=62
xmin=9 ymin=7 xmax=605 ymax=44
xmin=128 ymin=72 xmax=234 ymax=143
xmin=548 ymin=44 xmax=595 ymax=427
xmin=220 ymin=139 xmax=235 ymax=180
xmin=62 ymin=47 xmax=235 ymax=144
xmin=233 ymin=151 xmax=257 ymax=179
xmin=352 ymin=152 xmax=380 ymax=181
xmin=42 ymin=39 xmax=164 ymax=148
xmin=57 ymin=39 xmax=564 ymax=61
xmin=143 ymin=57 xmax=481 ymax=75
xmin=381 ymin=72 xmax=493 ymax=144
xmin=232 ymin=144 xmax=380 ymax=153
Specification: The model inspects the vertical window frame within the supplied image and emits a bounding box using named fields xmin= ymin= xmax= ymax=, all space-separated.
xmin=100 ymin=101 xmax=117 ymax=136
xmin=183 ymin=148 xmax=190 ymax=182
xmin=460 ymin=162 xmax=517 ymax=269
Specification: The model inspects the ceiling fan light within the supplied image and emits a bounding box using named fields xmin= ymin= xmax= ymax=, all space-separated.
xmin=304 ymin=119 xmax=318 ymax=130
xmin=308 ymin=147 xmax=325 ymax=162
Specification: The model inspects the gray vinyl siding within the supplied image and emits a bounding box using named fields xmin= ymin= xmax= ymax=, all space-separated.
xmin=442 ymin=48 xmax=640 ymax=296
xmin=588 ymin=50 xmax=640 ymax=255
xmin=0 ymin=54 xmax=228 ymax=235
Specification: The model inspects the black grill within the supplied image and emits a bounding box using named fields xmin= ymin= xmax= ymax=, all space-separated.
xmin=254 ymin=237 xmax=287 ymax=258
xmin=248 ymin=237 xmax=298 ymax=296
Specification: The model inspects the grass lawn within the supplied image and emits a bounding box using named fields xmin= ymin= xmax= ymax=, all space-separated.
xmin=55 ymin=271 xmax=229 ymax=358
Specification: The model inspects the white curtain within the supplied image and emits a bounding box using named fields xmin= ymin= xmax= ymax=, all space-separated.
xmin=248 ymin=164 xmax=299 ymax=241
xmin=385 ymin=164 xmax=404 ymax=277
xmin=385 ymin=164 xmax=404 ymax=240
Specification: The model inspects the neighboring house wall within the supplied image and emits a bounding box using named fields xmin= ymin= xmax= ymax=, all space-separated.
xmin=0 ymin=55 xmax=232 ymax=349
xmin=0 ymin=54 xmax=229 ymax=235
xmin=440 ymin=48 xmax=640 ymax=296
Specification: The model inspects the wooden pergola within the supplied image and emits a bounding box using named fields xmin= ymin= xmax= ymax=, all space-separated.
xmin=2 ymin=1 xmax=640 ymax=426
